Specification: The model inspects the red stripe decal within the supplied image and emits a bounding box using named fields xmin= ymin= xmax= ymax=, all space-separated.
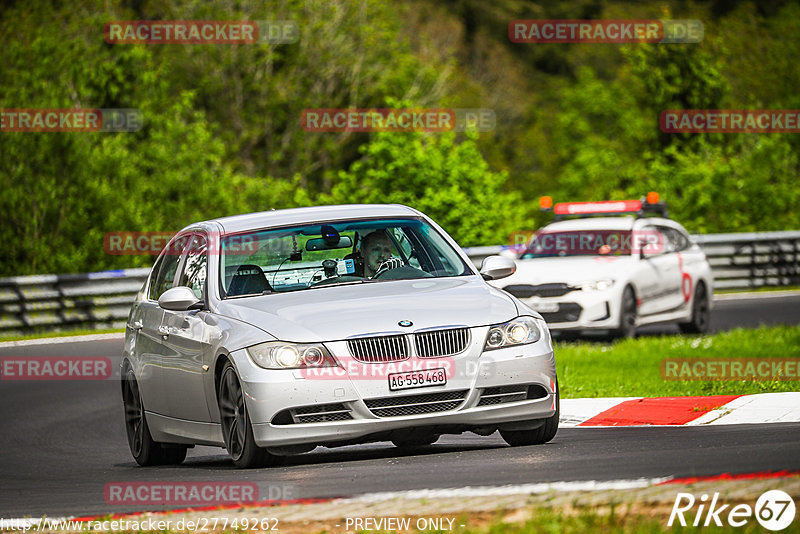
xmin=658 ymin=470 xmax=800 ymax=485
xmin=579 ymin=395 xmax=743 ymax=426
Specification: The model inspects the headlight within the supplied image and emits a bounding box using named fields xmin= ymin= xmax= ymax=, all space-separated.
xmin=580 ymin=279 xmax=615 ymax=291
xmin=483 ymin=316 xmax=542 ymax=351
xmin=247 ymin=341 xmax=337 ymax=369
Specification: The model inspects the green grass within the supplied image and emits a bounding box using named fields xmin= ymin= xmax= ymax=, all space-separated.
xmin=0 ymin=327 xmax=124 ymax=343
xmin=716 ymin=285 xmax=800 ymax=294
xmin=556 ymin=326 xmax=800 ymax=398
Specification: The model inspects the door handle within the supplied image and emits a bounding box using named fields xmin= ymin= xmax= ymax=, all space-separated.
xmin=131 ymin=320 xmax=143 ymax=331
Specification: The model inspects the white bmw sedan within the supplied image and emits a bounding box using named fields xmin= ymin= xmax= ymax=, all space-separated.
xmin=493 ymin=214 xmax=713 ymax=338
xmin=122 ymin=204 xmax=558 ymax=468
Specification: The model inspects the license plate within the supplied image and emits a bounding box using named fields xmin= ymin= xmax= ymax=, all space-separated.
xmin=388 ymin=368 xmax=447 ymax=391
xmin=526 ymin=300 xmax=560 ymax=313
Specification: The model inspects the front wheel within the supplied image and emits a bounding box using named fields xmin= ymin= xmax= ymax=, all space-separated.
xmin=500 ymin=384 xmax=559 ymax=446
xmin=679 ymin=283 xmax=710 ymax=334
xmin=611 ymin=286 xmax=637 ymax=339
xmin=218 ymin=361 xmax=279 ymax=468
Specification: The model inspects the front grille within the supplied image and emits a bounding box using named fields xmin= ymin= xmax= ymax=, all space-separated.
xmin=540 ymin=302 xmax=583 ymax=323
xmin=365 ymin=390 xmax=468 ymax=418
xmin=477 ymin=385 xmax=528 ymax=406
xmin=414 ymin=327 xmax=470 ymax=357
xmin=347 ymin=334 xmax=409 ymax=363
xmin=275 ymin=403 xmax=353 ymax=425
xmin=504 ymin=283 xmax=575 ymax=298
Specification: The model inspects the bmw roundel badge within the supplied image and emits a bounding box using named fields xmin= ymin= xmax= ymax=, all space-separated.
xmin=398 ymin=320 xmax=413 ymax=327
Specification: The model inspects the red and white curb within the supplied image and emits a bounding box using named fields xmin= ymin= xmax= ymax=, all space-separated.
xmin=560 ymin=392 xmax=800 ymax=427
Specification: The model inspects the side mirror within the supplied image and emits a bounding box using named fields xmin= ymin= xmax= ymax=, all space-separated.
xmin=479 ymin=255 xmax=516 ymax=281
xmin=158 ymin=286 xmax=202 ymax=311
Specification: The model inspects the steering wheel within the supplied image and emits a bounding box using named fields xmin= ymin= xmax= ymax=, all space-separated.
xmin=372 ymin=257 xmax=404 ymax=278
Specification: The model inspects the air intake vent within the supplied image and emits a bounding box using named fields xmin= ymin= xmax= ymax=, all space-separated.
xmin=414 ymin=327 xmax=470 ymax=357
xmin=347 ymin=334 xmax=409 ymax=363
xmin=477 ymin=385 xmax=528 ymax=406
xmin=364 ymin=390 xmax=468 ymax=418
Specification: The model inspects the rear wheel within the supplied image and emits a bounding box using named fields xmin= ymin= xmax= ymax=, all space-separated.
xmin=122 ymin=367 xmax=186 ymax=466
xmin=218 ymin=361 xmax=279 ymax=468
xmin=679 ymin=283 xmax=710 ymax=334
xmin=500 ymin=384 xmax=559 ymax=446
xmin=611 ymin=286 xmax=637 ymax=339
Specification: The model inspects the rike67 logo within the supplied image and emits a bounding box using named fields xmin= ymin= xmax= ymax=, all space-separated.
xmin=669 ymin=490 xmax=796 ymax=531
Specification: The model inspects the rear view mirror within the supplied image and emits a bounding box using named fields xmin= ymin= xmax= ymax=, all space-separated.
xmin=479 ymin=255 xmax=516 ymax=281
xmin=158 ymin=286 xmax=202 ymax=311
xmin=305 ymin=235 xmax=353 ymax=251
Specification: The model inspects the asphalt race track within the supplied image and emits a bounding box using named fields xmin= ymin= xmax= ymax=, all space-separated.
xmin=1 ymin=293 xmax=798 ymax=518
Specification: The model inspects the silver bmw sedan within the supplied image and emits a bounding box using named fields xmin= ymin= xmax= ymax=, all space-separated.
xmin=122 ymin=204 xmax=558 ymax=467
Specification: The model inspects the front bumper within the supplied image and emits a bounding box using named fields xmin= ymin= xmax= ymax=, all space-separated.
xmin=229 ymin=326 xmax=557 ymax=448
xmin=518 ymin=289 xmax=621 ymax=331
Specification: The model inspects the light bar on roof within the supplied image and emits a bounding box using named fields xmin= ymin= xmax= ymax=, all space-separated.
xmin=553 ymin=200 xmax=642 ymax=215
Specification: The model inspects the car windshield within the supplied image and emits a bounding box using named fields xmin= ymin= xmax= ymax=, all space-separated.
xmin=219 ymin=217 xmax=471 ymax=297
xmin=520 ymin=229 xmax=635 ymax=258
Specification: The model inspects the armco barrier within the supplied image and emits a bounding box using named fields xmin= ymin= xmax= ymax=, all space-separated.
xmin=0 ymin=269 xmax=148 ymax=336
xmin=0 ymin=232 xmax=798 ymax=336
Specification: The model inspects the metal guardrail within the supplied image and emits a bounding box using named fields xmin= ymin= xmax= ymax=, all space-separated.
xmin=1 ymin=231 xmax=799 ymax=336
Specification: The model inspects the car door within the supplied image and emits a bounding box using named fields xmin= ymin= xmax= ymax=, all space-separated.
xmin=135 ymin=247 xmax=183 ymax=416
xmin=158 ymin=233 xmax=215 ymax=422
xmin=635 ymin=224 xmax=682 ymax=315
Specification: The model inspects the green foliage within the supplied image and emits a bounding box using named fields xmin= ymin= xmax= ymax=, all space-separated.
xmin=323 ymin=129 xmax=525 ymax=246
xmin=1 ymin=0 xmax=798 ymax=276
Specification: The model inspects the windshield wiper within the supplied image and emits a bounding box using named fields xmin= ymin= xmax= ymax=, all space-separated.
xmin=307 ymin=279 xmax=375 ymax=290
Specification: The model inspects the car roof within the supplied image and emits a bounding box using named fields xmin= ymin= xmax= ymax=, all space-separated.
xmin=541 ymin=216 xmax=638 ymax=231
xmin=199 ymin=204 xmax=423 ymax=234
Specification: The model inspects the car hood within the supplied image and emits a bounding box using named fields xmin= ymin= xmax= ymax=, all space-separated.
xmin=215 ymin=277 xmax=518 ymax=342
xmin=492 ymin=255 xmax=637 ymax=288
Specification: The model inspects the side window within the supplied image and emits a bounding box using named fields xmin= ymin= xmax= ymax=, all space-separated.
xmin=148 ymin=235 xmax=187 ymax=300
xmin=178 ymin=234 xmax=207 ymax=299
xmin=655 ymin=226 xmax=678 ymax=254
xmin=389 ymin=227 xmax=421 ymax=269
xmin=146 ymin=255 xmax=164 ymax=300
xmin=668 ymin=228 xmax=690 ymax=251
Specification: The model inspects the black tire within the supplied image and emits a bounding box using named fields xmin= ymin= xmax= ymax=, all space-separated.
xmin=122 ymin=367 xmax=182 ymax=466
xmin=679 ymin=283 xmax=710 ymax=334
xmin=161 ymin=447 xmax=188 ymax=465
xmin=218 ymin=361 xmax=278 ymax=468
xmin=611 ymin=286 xmax=637 ymax=339
xmin=391 ymin=434 xmax=439 ymax=448
xmin=500 ymin=384 xmax=560 ymax=446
